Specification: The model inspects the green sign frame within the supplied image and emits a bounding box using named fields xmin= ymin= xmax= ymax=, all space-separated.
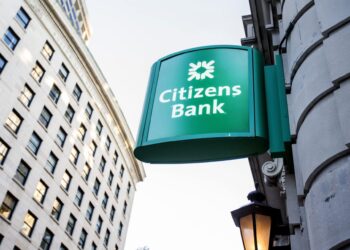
xmin=134 ymin=45 xmax=268 ymax=163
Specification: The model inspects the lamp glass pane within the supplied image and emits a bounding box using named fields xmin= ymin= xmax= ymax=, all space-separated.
xmin=256 ymin=214 xmax=271 ymax=250
xmin=240 ymin=214 xmax=255 ymax=250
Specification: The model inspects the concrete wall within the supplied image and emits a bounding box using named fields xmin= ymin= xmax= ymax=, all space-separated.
xmin=282 ymin=0 xmax=350 ymax=249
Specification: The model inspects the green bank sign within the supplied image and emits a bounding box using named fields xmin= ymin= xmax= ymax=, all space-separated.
xmin=134 ymin=45 xmax=268 ymax=163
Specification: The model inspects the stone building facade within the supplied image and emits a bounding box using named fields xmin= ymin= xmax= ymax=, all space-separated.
xmin=243 ymin=0 xmax=350 ymax=249
xmin=0 ymin=0 xmax=145 ymax=249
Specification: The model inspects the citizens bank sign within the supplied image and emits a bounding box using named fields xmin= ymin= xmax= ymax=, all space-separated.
xmin=134 ymin=45 xmax=269 ymax=163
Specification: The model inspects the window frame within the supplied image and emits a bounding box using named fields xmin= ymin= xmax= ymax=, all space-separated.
xmin=0 ymin=138 xmax=10 ymax=165
xmin=21 ymin=210 xmax=37 ymax=238
xmin=3 ymin=27 xmax=20 ymax=50
xmin=16 ymin=7 xmax=31 ymax=29
xmin=27 ymin=132 xmax=42 ymax=155
xmin=39 ymin=228 xmax=54 ymax=250
xmin=14 ymin=160 xmax=31 ymax=185
xmin=61 ymin=170 xmax=72 ymax=191
xmin=64 ymin=104 xmax=75 ymax=123
xmin=56 ymin=127 xmax=67 ymax=147
xmin=33 ymin=180 xmax=48 ymax=204
xmin=42 ymin=41 xmax=54 ymax=61
xmin=19 ymin=83 xmax=35 ymax=107
xmin=46 ymin=152 xmax=58 ymax=174
xmin=72 ymin=84 xmax=82 ymax=102
xmin=58 ymin=63 xmax=69 ymax=82
xmin=51 ymin=197 xmax=63 ymax=221
xmin=5 ymin=109 xmax=23 ymax=134
xmin=0 ymin=192 xmax=18 ymax=220
xmin=31 ymin=61 xmax=45 ymax=83
xmin=39 ymin=106 xmax=52 ymax=128
xmin=48 ymin=84 xmax=61 ymax=104
xmin=65 ymin=213 xmax=76 ymax=236
xmin=0 ymin=54 xmax=7 ymax=74
xmin=74 ymin=187 xmax=84 ymax=207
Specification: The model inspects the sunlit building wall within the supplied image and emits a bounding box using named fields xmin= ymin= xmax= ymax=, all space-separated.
xmin=0 ymin=0 xmax=145 ymax=249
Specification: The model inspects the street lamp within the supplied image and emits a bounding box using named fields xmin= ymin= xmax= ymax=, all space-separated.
xmin=231 ymin=191 xmax=282 ymax=250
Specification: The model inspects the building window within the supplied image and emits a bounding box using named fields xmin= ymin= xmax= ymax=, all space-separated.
xmin=56 ymin=127 xmax=67 ymax=147
xmin=16 ymin=7 xmax=31 ymax=29
xmin=39 ymin=228 xmax=54 ymax=250
xmin=59 ymin=244 xmax=68 ymax=250
xmin=118 ymin=222 xmax=123 ymax=238
xmin=14 ymin=160 xmax=31 ymax=185
xmin=81 ymin=163 xmax=91 ymax=181
xmin=64 ymin=104 xmax=75 ymax=123
xmin=93 ymin=178 xmax=100 ymax=196
xmin=65 ymin=214 xmax=76 ymax=236
xmin=48 ymin=84 xmax=61 ymax=104
xmin=69 ymin=145 xmax=79 ymax=165
xmin=119 ymin=165 xmax=125 ymax=178
xmin=78 ymin=229 xmax=87 ymax=249
xmin=108 ymin=171 xmax=114 ymax=186
xmin=0 ymin=54 xmax=7 ymax=74
xmin=102 ymin=193 xmax=109 ymax=210
xmin=91 ymin=242 xmax=97 ymax=250
xmin=31 ymin=61 xmax=45 ymax=82
xmin=89 ymin=140 xmax=97 ymax=156
xmin=96 ymin=216 xmax=103 ymax=234
xmin=115 ymin=184 xmax=120 ymax=199
xmin=51 ymin=197 xmax=63 ymax=221
xmin=74 ymin=187 xmax=84 ymax=207
xmin=0 ymin=138 xmax=10 ymax=165
xmin=96 ymin=120 xmax=103 ymax=136
xmin=85 ymin=102 xmax=93 ymax=119
xmin=27 ymin=132 xmax=42 ymax=155
xmin=110 ymin=206 xmax=115 ymax=221
xmin=123 ymin=201 xmax=128 ymax=215
xmin=5 ymin=109 xmax=23 ymax=134
xmin=21 ymin=211 xmax=37 ymax=237
xmin=19 ymin=83 xmax=35 ymax=107
xmin=86 ymin=202 xmax=94 ymax=221
xmin=58 ymin=63 xmax=69 ymax=82
xmin=105 ymin=136 xmax=111 ymax=151
xmin=104 ymin=229 xmax=110 ymax=247
xmin=0 ymin=192 xmax=18 ymax=220
xmin=127 ymin=182 xmax=132 ymax=195
xmin=46 ymin=152 xmax=58 ymax=174
xmin=3 ymin=27 xmax=20 ymax=50
xmin=61 ymin=170 xmax=72 ymax=191
xmin=113 ymin=151 xmax=118 ymax=165
xmin=78 ymin=123 xmax=86 ymax=141
xmin=39 ymin=106 xmax=52 ymax=128
xmin=42 ymin=41 xmax=54 ymax=61
xmin=33 ymin=180 xmax=48 ymax=204
xmin=99 ymin=156 xmax=106 ymax=173
xmin=72 ymin=84 xmax=82 ymax=102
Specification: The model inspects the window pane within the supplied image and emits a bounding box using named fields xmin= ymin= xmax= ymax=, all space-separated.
xmin=61 ymin=170 xmax=71 ymax=191
xmin=56 ymin=127 xmax=67 ymax=147
xmin=40 ymin=228 xmax=54 ymax=250
xmin=14 ymin=160 xmax=31 ymax=185
xmin=46 ymin=152 xmax=58 ymax=174
xmin=21 ymin=211 xmax=36 ymax=237
xmin=33 ymin=180 xmax=47 ymax=204
xmin=73 ymin=84 xmax=82 ymax=102
xmin=27 ymin=132 xmax=42 ymax=155
xmin=51 ymin=198 xmax=63 ymax=220
xmin=0 ymin=192 xmax=18 ymax=220
xmin=42 ymin=41 xmax=54 ymax=61
xmin=5 ymin=109 xmax=23 ymax=134
xmin=58 ymin=63 xmax=69 ymax=82
xmin=19 ymin=84 xmax=34 ymax=107
xmin=3 ymin=27 xmax=20 ymax=50
xmin=16 ymin=8 xmax=31 ymax=29
xmin=0 ymin=138 xmax=10 ymax=164
xmin=0 ymin=54 xmax=8 ymax=74
xmin=39 ymin=106 xmax=52 ymax=128
xmin=64 ymin=105 xmax=75 ymax=123
xmin=49 ymin=84 xmax=60 ymax=104
xmin=31 ymin=61 xmax=45 ymax=82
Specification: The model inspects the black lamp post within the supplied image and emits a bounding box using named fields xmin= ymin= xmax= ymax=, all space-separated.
xmin=231 ymin=191 xmax=282 ymax=250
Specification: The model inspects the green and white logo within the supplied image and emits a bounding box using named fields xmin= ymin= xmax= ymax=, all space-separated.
xmin=187 ymin=60 xmax=215 ymax=81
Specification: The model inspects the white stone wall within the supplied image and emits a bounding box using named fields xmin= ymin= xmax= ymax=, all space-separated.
xmin=0 ymin=0 xmax=144 ymax=249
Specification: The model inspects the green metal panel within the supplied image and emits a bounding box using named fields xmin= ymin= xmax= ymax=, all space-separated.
xmin=264 ymin=55 xmax=291 ymax=158
xmin=134 ymin=45 xmax=268 ymax=163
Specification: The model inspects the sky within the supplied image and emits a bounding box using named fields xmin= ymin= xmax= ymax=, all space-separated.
xmin=86 ymin=0 xmax=253 ymax=249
